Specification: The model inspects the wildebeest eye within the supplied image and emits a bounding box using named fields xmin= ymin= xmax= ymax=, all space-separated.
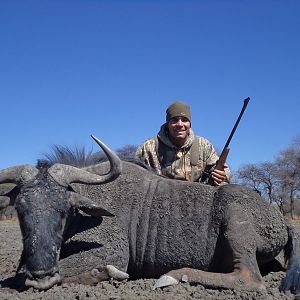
xmin=15 ymin=199 xmax=28 ymax=215
xmin=54 ymin=214 xmax=66 ymax=238
xmin=22 ymin=232 xmax=29 ymax=242
xmin=67 ymin=185 xmax=76 ymax=192
xmin=54 ymin=218 xmax=62 ymax=231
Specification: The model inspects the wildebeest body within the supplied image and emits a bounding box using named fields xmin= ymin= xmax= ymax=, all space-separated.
xmin=1 ymin=137 xmax=299 ymax=293
xmin=61 ymin=161 xmax=287 ymax=281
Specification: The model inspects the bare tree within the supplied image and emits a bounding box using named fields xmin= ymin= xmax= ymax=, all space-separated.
xmin=116 ymin=144 xmax=138 ymax=160
xmin=235 ymin=162 xmax=284 ymax=211
xmin=256 ymin=162 xmax=280 ymax=204
xmin=275 ymin=146 xmax=300 ymax=219
xmin=292 ymin=133 xmax=300 ymax=151
xmin=235 ymin=133 xmax=300 ymax=216
xmin=235 ymin=163 xmax=263 ymax=195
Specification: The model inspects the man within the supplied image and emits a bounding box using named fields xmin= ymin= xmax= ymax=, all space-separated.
xmin=135 ymin=100 xmax=230 ymax=185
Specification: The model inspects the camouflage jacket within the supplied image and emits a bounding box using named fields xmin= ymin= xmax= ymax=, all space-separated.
xmin=135 ymin=124 xmax=231 ymax=183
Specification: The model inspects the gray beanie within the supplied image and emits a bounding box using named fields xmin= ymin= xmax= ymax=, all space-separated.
xmin=166 ymin=100 xmax=191 ymax=123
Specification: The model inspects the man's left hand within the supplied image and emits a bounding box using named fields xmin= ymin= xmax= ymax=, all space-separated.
xmin=211 ymin=163 xmax=228 ymax=186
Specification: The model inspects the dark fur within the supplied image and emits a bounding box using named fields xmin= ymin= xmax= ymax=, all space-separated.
xmin=5 ymin=160 xmax=300 ymax=293
xmin=280 ymin=224 xmax=300 ymax=293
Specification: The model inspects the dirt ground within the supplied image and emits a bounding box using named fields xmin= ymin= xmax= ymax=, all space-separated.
xmin=0 ymin=219 xmax=299 ymax=300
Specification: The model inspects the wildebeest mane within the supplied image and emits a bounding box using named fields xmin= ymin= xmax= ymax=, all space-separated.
xmin=37 ymin=145 xmax=108 ymax=168
xmin=36 ymin=145 xmax=161 ymax=176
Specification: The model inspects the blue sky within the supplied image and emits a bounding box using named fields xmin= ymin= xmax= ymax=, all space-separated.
xmin=1 ymin=0 xmax=299 ymax=172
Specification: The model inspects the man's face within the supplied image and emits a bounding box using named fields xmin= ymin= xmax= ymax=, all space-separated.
xmin=167 ymin=116 xmax=191 ymax=145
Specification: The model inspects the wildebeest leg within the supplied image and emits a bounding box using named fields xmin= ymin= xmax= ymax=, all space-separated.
xmin=62 ymin=265 xmax=129 ymax=285
xmin=59 ymin=218 xmax=130 ymax=286
xmin=155 ymin=203 xmax=265 ymax=291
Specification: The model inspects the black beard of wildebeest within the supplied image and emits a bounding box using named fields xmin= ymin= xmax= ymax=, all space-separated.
xmin=15 ymin=168 xmax=106 ymax=288
xmin=16 ymin=168 xmax=69 ymax=284
xmin=1 ymin=135 xmax=300 ymax=294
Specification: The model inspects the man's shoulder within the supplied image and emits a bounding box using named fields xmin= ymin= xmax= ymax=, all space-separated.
xmin=139 ymin=136 xmax=157 ymax=150
xmin=194 ymin=135 xmax=213 ymax=147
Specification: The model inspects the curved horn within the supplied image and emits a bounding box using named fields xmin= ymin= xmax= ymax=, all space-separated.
xmin=0 ymin=165 xmax=38 ymax=185
xmin=48 ymin=136 xmax=122 ymax=187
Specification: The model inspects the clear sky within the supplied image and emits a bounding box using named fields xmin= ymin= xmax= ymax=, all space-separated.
xmin=1 ymin=0 xmax=299 ymax=172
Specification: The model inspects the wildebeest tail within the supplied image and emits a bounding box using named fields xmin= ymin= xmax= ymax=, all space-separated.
xmin=280 ymin=223 xmax=300 ymax=294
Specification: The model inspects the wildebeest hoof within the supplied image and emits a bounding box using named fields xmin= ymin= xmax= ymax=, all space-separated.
xmin=105 ymin=265 xmax=129 ymax=281
xmin=181 ymin=274 xmax=188 ymax=282
xmin=90 ymin=268 xmax=101 ymax=277
xmin=25 ymin=272 xmax=62 ymax=290
xmin=153 ymin=275 xmax=179 ymax=289
xmin=295 ymin=293 xmax=300 ymax=300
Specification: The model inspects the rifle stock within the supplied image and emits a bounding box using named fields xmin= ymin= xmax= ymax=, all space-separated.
xmin=208 ymin=147 xmax=229 ymax=185
xmin=208 ymin=97 xmax=250 ymax=185
xmin=215 ymin=147 xmax=230 ymax=171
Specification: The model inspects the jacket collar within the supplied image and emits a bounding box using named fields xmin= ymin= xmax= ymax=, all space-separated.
xmin=157 ymin=123 xmax=195 ymax=150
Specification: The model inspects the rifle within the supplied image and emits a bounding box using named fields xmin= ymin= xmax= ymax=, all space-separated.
xmin=208 ymin=97 xmax=250 ymax=185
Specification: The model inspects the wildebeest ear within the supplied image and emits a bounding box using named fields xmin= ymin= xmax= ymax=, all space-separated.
xmin=0 ymin=183 xmax=17 ymax=195
xmin=68 ymin=191 xmax=115 ymax=217
xmin=0 ymin=184 xmax=19 ymax=209
xmin=0 ymin=196 xmax=10 ymax=209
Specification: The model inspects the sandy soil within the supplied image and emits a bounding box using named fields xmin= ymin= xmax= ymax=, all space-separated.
xmin=0 ymin=219 xmax=298 ymax=300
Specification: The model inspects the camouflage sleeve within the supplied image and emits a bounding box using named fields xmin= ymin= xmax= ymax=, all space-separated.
xmin=198 ymin=137 xmax=231 ymax=183
xmin=135 ymin=138 xmax=162 ymax=175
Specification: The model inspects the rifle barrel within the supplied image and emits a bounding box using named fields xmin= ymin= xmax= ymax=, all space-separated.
xmin=223 ymin=97 xmax=250 ymax=150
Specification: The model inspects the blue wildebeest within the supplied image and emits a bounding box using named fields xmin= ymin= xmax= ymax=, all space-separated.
xmin=0 ymin=136 xmax=300 ymax=294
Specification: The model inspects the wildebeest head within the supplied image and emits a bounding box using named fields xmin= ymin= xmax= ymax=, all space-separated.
xmin=0 ymin=136 xmax=122 ymax=290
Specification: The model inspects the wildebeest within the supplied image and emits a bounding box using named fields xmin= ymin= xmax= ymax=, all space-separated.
xmin=0 ymin=136 xmax=300 ymax=294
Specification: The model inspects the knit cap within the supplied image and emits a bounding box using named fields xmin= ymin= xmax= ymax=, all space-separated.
xmin=166 ymin=100 xmax=191 ymax=123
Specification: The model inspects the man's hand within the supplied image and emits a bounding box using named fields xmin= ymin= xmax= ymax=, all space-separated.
xmin=211 ymin=163 xmax=229 ymax=186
